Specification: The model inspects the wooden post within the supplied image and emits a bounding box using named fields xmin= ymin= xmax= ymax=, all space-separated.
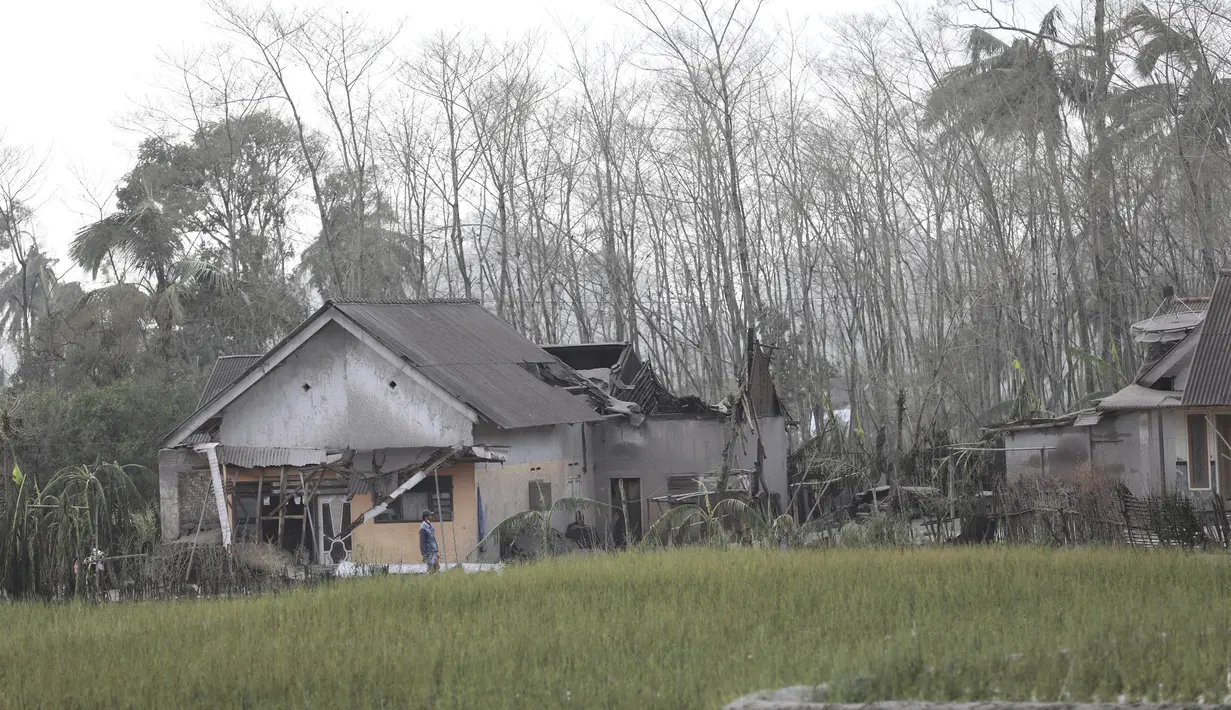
xmin=254 ymin=469 xmax=265 ymax=544
xmin=277 ymin=466 xmax=287 ymax=548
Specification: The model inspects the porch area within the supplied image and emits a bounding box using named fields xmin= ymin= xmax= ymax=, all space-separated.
xmin=176 ymin=444 xmax=496 ymax=567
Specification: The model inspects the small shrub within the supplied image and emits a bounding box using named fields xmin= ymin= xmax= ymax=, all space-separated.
xmin=836 ymin=513 xmax=916 ymax=547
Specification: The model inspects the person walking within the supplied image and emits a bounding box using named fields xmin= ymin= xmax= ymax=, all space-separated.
xmin=420 ymin=509 xmax=440 ymax=573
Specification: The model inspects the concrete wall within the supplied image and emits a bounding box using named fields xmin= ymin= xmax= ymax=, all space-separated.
xmin=589 ymin=415 xmax=790 ymax=530
xmin=219 ymin=321 xmax=473 ymax=450
xmin=351 ymin=463 xmax=476 ymax=564
xmin=1004 ymin=426 xmax=1091 ymax=484
xmin=1091 ymin=411 xmax=1158 ymax=496
xmin=758 ymin=416 xmax=790 ymax=507
xmin=1003 ymin=411 xmax=1180 ymax=497
xmin=157 ymin=447 xmax=214 ymax=541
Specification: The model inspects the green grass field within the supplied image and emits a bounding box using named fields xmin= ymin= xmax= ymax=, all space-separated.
xmin=3 ymin=547 xmax=1231 ymax=709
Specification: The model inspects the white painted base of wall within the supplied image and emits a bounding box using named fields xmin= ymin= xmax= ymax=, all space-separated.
xmin=334 ymin=561 xmax=502 ymax=577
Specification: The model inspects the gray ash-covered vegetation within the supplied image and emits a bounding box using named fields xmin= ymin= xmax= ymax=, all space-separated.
xmin=2 ymin=0 xmax=1231 ymax=594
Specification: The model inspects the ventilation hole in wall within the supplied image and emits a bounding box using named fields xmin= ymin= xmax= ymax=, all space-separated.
xmin=302 ymin=383 xmax=311 ymax=392
xmin=389 ymin=381 xmax=398 ymax=389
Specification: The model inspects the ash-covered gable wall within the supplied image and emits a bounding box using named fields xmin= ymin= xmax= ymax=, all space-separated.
xmin=219 ymin=321 xmax=474 ymax=450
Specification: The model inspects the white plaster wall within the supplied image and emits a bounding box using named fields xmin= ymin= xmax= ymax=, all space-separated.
xmin=157 ymin=448 xmax=183 ymax=541
xmin=1091 ymin=413 xmax=1152 ymax=495
xmin=1161 ymin=410 xmax=1184 ymax=494
xmin=473 ymin=424 xmax=585 ymax=521
xmin=219 ymin=322 xmax=473 ymax=450
xmin=758 ymin=416 xmax=790 ymax=504
xmin=471 ymin=423 xmax=588 ymax=561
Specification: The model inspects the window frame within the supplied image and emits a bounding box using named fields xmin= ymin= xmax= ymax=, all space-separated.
xmin=374 ymin=474 xmax=454 ymax=523
xmin=529 ymin=480 xmax=552 ymax=512
xmin=1188 ymin=413 xmax=1212 ymax=491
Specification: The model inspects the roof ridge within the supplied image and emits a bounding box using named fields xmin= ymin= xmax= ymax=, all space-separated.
xmin=328 ymin=298 xmax=481 ymax=306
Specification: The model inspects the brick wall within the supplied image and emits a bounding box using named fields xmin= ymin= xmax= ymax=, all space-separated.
xmin=179 ymin=463 xmax=220 ymax=536
xmin=159 ymin=448 xmax=218 ymax=539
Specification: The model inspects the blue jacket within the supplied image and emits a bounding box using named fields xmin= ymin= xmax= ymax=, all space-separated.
xmin=419 ymin=521 xmax=438 ymax=557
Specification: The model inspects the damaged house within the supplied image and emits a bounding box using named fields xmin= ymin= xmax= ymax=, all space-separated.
xmin=158 ymin=300 xmax=789 ymax=566
xmin=994 ymin=270 xmax=1231 ymax=500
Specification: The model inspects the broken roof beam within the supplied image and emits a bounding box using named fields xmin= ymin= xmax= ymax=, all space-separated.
xmin=338 ymin=442 xmax=464 ymax=540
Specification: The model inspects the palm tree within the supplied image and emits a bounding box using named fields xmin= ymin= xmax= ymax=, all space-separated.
xmin=925 ymin=9 xmax=1118 ymax=397
xmin=0 ymin=247 xmax=57 ymax=357
xmin=926 ymin=10 xmax=1084 ymax=270
xmin=72 ymin=188 xmax=235 ymax=358
xmin=1121 ymin=4 xmax=1231 ymax=283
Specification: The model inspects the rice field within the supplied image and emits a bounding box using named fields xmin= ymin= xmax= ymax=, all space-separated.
xmin=3 ymin=547 xmax=1231 ymax=709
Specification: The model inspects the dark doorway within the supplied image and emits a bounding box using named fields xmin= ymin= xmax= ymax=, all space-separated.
xmin=611 ymin=478 xmax=642 ymax=545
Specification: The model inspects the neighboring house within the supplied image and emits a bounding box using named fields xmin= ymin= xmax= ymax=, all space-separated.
xmin=545 ymin=339 xmax=791 ymax=538
xmin=158 ymin=300 xmax=789 ymax=565
xmin=993 ymin=275 xmax=1231 ymax=499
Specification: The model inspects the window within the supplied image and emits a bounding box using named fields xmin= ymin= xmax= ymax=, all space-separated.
xmin=231 ymin=487 xmax=260 ymax=542
xmin=529 ymin=481 xmax=551 ymax=511
xmin=1188 ymin=414 xmax=1211 ymax=490
xmin=375 ymin=475 xmax=453 ymax=522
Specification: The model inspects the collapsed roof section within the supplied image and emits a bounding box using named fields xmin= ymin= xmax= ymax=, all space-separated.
xmin=542 ymin=341 xmax=723 ymax=416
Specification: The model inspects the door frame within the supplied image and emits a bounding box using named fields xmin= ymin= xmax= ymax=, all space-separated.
xmin=316 ymin=493 xmax=353 ymax=564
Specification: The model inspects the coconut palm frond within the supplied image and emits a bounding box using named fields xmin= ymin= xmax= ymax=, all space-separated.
xmin=1124 ymin=4 xmax=1202 ymax=77
xmin=968 ymin=28 xmax=1008 ymax=62
xmin=72 ymin=199 xmax=182 ymax=284
xmin=472 ymin=509 xmax=548 ymax=554
xmin=643 ymin=504 xmax=705 ymax=547
xmin=711 ymin=497 xmax=769 ymax=534
xmin=1037 ymin=6 xmax=1063 ymax=44
xmin=548 ymin=496 xmax=612 ymax=518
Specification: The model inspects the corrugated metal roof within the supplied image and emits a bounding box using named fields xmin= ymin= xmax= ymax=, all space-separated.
xmin=1183 ymin=271 xmax=1231 ymax=406
xmin=333 ymin=301 xmax=604 ymax=429
xmin=1073 ymin=410 xmax=1103 ymax=427
xmin=199 ymin=355 xmax=261 ymax=406
xmin=219 ymin=446 xmax=342 ymax=468
xmin=1098 ymin=384 xmax=1182 ymax=411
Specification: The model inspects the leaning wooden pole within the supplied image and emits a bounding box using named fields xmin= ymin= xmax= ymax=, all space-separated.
xmin=337 ymin=443 xmax=464 ymax=541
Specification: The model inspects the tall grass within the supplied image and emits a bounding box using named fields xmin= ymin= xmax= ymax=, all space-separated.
xmin=0 ymin=462 xmax=153 ymax=598
xmin=4 ymin=547 xmax=1231 ymax=708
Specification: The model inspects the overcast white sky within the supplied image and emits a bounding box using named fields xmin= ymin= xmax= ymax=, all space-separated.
xmin=1 ymin=0 xmax=884 ymax=269
xmin=1 ymin=0 xmax=1058 ymax=274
